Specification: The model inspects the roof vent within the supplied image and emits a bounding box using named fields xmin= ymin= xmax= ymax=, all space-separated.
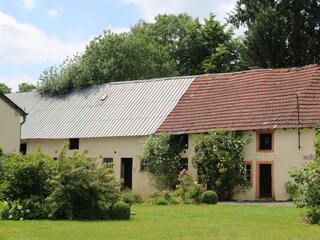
xmin=100 ymin=93 xmax=108 ymax=101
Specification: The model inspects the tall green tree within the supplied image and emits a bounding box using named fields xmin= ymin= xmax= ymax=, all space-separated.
xmin=18 ymin=83 xmax=36 ymax=93
xmin=0 ymin=83 xmax=11 ymax=94
xmin=38 ymin=13 xmax=247 ymax=95
xmin=229 ymin=0 xmax=320 ymax=68
xmin=38 ymin=30 xmax=176 ymax=95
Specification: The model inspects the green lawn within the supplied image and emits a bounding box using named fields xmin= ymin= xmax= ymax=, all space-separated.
xmin=0 ymin=204 xmax=319 ymax=240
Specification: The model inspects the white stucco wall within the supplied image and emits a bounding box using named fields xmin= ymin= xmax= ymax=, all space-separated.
xmin=0 ymin=98 xmax=22 ymax=153
xmin=235 ymin=128 xmax=315 ymax=201
xmin=23 ymin=128 xmax=316 ymax=201
xmin=23 ymin=136 xmax=152 ymax=196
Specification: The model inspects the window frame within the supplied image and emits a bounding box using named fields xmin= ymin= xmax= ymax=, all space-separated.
xmin=69 ymin=138 xmax=79 ymax=150
xmin=140 ymin=161 xmax=148 ymax=171
xmin=20 ymin=143 xmax=27 ymax=155
xmin=256 ymin=131 xmax=274 ymax=152
xmin=244 ymin=161 xmax=253 ymax=186
xmin=103 ymin=157 xmax=114 ymax=168
xmin=180 ymin=158 xmax=189 ymax=171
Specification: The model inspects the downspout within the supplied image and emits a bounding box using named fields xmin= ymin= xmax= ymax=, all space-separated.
xmin=296 ymin=93 xmax=301 ymax=150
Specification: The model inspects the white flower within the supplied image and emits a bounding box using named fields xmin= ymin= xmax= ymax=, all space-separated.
xmin=20 ymin=217 xmax=23 ymax=221
xmin=18 ymin=206 xmax=22 ymax=210
xmin=26 ymin=209 xmax=30 ymax=213
xmin=8 ymin=215 xmax=13 ymax=219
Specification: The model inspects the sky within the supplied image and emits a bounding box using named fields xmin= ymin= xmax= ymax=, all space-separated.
xmin=0 ymin=0 xmax=242 ymax=92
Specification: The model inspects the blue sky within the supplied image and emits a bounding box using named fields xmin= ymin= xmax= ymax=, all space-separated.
xmin=0 ymin=0 xmax=242 ymax=92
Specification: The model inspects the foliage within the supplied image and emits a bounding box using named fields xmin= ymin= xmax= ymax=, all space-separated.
xmin=289 ymin=126 xmax=320 ymax=224
xmin=109 ymin=201 xmax=130 ymax=220
xmin=140 ymin=134 xmax=185 ymax=190
xmin=146 ymin=190 xmax=182 ymax=205
xmin=284 ymin=181 xmax=299 ymax=200
xmin=121 ymin=189 xmax=143 ymax=205
xmin=193 ymin=131 xmax=250 ymax=200
xmin=202 ymin=191 xmax=218 ymax=205
xmin=0 ymin=145 xmax=120 ymax=220
xmin=18 ymin=83 xmax=36 ymax=92
xmin=229 ymin=0 xmax=320 ymax=68
xmin=46 ymin=144 xmax=120 ymax=220
xmin=0 ymin=83 xmax=11 ymax=94
xmin=0 ymin=148 xmax=53 ymax=201
xmin=174 ymin=169 xmax=205 ymax=204
xmin=155 ymin=198 xmax=169 ymax=205
xmin=0 ymin=146 xmax=3 ymax=157
xmin=38 ymin=14 xmax=247 ymax=95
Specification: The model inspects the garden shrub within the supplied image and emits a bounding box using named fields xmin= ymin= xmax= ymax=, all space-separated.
xmin=284 ymin=181 xmax=299 ymax=200
xmin=155 ymin=198 xmax=169 ymax=205
xmin=0 ymin=144 xmax=121 ymax=220
xmin=109 ymin=201 xmax=130 ymax=220
xmin=140 ymin=134 xmax=184 ymax=190
xmin=193 ymin=131 xmax=250 ymax=200
xmin=175 ymin=169 xmax=205 ymax=204
xmin=147 ymin=190 xmax=177 ymax=205
xmin=202 ymin=190 xmax=218 ymax=204
xmin=289 ymin=126 xmax=320 ymax=224
xmin=121 ymin=189 xmax=143 ymax=205
xmin=46 ymin=145 xmax=120 ymax=220
xmin=0 ymin=148 xmax=53 ymax=201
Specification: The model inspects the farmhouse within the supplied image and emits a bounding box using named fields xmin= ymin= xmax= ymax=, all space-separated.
xmin=6 ymin=64 xmax=320 ymax=200
xmin=6 ymin=77 xmax=194 ymax=195
xmin=0 ymin=92 xmax=26 ymax=154
xmin=158 ymin=64 xmax=320 ymax=200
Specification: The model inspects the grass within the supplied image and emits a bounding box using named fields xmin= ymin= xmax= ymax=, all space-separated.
xmin=0 ymin=204 xmax=319 ymax=240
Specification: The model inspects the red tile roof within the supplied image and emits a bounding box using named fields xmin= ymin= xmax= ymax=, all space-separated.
xmin=158 ymin=65 xmax=320 ymax=134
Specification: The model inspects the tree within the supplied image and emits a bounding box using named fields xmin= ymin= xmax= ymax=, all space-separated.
xmin=140 ymin=134 xmax=184 ymax=190
xmin=136 ymin=13 xmax=247 ymax=75
xmin=192 ymin=131 xmax=250 ymax=200
xmin=38 ymin=30 xmax=177 ymax=95
xmin=38 ymin=14 xmax=247 ymax=95
xmin=229 ymin=0 xmax=320 ymax=68
xmin=18 ymin=83 xmax=36 ymax=93
xmin=0 ymin=83 xmax=11 ymax=94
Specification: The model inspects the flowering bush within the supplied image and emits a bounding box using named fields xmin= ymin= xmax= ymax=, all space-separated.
xmin=289 ymin=126 xmax=320 ymax=224
xmin=175 ymin=169 xmax=205 ymax=204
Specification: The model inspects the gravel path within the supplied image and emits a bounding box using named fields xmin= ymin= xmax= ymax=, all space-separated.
xmin=218 ymin=201 xmax=294 ymax=206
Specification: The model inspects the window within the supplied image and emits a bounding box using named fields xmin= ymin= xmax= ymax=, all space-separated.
xmin=69 ymin=138 xmax=79 ymax=150
xmin=257 ymin=132 xmax=274 ymax=151
xmin=20 ymin=143 xmax=27 ymax=155
xmin=140 ymin=161 xmax=148 ymax=171
xmin=244 ymin=161 xmax=252 ymax=186
xmin=172 ymin=134 xmax=189 ymax=149
xmin=103 ymin=157 xmax=113 ymax=168
xmin=180 ymin=158 xmax=188 ymax=170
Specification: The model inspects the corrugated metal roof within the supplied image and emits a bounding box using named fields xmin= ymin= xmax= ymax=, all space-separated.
xmin=7 ymin=77 xmax=194 ymax=139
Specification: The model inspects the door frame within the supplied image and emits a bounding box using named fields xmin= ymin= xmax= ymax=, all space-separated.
xmin=121 ymin=158 xmax=133 ymax=190
xmin=255 ymin=161 xmax=274 ymax=199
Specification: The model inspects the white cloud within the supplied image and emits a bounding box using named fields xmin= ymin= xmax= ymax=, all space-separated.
xmin=48 ymin=9 xmax=59 ymax=17
xmin=0 ymin=12 xmax=86 ymax=66
xmin=23 ymin=0 xmax=36 ymax=10
xmin=0 ymin=74 xmax=37 ymax=92
xmin=122 ymin=0 xmax=237 ymax=23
